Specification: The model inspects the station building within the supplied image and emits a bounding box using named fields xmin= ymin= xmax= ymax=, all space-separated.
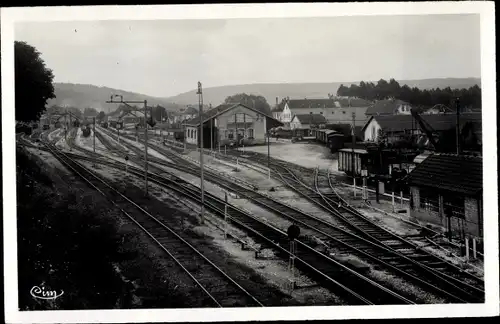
xmin=407 ymin=154 xmax=483 ymax=240
xmin=183 ymin=103 xmax=283 ymax=148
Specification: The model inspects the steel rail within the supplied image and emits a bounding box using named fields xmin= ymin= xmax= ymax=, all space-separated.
xmin=41 ymin=142 xmax=264 ymax=308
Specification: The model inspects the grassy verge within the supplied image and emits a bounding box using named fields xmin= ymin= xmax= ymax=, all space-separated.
xmin=16 ymin=147 xmax=188 ymax=310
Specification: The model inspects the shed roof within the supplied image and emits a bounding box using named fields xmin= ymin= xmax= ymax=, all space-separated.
xmin=407 ymin=153 xmax=482 ymax=196
xmin=293 ymin=114 xmax=327 ymax=125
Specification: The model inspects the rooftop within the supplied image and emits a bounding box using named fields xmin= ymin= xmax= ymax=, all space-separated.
xmin=366 ymin=99 xmax=410 ymax=115
xmin=293 ymin=114 xmax=327 ymax=125
xmin=183 ymin=103 xmax=280 ymax=127
xmin=407 ymin=153 xmax=483 ymax=196
xmin=287 ymin=98 xmax=372 ymax=110
xmin=363 ymin=113 xmax=482 ymax=133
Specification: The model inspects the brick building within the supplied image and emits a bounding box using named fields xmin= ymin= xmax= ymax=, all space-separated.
xmin=407 ymin=154 xmax=483 ymax=240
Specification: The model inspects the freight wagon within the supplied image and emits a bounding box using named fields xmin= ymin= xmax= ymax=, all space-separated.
xmin=338 ymin=148 xmax=368 ymax=176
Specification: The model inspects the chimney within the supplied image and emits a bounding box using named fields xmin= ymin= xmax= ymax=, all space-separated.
xmin=276 ymin=97 xmax=279 ymax=107
xmin=209 ymin=103 xmax=212 ymax=110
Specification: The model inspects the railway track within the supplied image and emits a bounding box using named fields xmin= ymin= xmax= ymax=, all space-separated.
xmin=90 ymin=128 xmax=478 ymax=304
xmin=214 ymin=150 xmax=485 ymax=303
xmin=71 ymin=127 xmax=416 ymax=305
xmin=87 ymin=127 xmax=486 ymax=303
xmin=123 ymin=137 xmax=486 ymax=303
xmin=40 ymin=141 xmax=265 ymax=308
xmin=24 ymin=129 xmax=486 ymax=304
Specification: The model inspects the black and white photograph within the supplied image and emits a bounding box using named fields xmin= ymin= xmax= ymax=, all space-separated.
xmin=2 ymin=2 xmax=498 ymax=323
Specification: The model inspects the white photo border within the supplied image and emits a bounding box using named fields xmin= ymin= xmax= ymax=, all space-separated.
xmin=2 ymin=2 xmax=498 ymax=323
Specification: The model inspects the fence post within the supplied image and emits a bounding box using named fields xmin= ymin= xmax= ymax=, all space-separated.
xmin=465 ymin=237 xmax=470 ymax=261
xmin=472 ymin=238 xmax=477 ymax=259
xmin=400 ymin=191 xmax=404 ymax=208
xmin=392 ymin=192 xmax=395 ymax=212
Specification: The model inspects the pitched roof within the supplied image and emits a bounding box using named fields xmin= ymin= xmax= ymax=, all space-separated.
xmin=183 ymin=103 xmax=280 ymax=127
xmin=272 ymin=100 xmax=287 ymax=112
xmin=366 ymin=99 xmax=410 ymax=115
xmin=407 ymin=153 xmax=483 ymax=196
xmin=293 ymin=114 xmax=327 ymax=125
xmin=362 ymin=113 xmax=482 ymax=133
xmin=287 ymin=98 xmax=372 ymax=110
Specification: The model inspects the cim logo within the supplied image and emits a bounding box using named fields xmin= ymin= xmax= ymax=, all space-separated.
xmin=30 ymin=285 xmax=64 ymax=300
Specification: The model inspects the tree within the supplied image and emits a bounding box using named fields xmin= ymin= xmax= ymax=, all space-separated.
xmin=224 ymin=93 xmax=272 ymax=116
xmin=15 ymin=41 xmax=56 ymax=122
xmin=151 ymin=105 xmax=167 ymax=122
xmin=84 ymin=107 xmax=99 ymax=117
xmin=97 ymin=111 xmax=106 ymax=121
xmin=336 ymin=84 xmax=349 ymax=97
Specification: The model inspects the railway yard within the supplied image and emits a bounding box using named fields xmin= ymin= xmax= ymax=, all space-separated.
xmin=16 ymin=125 xmax=485 ymax=308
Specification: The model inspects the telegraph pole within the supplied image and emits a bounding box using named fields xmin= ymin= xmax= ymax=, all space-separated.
xmin=144 ymin=100 xmax=149 ymax=197
xmin=210 ymin=106 xmax=214 ymax=152
xmin=106 ymin=94 xmax=151 ymax=196
xmin=455 ymin=97 xmax=461 ymax=155
xmin=93 ymin=117 xmax=96 ymax=153
xmin=197 ymin=82 xmax=205 ymax=224
xmin=351 ymin=110 xmax=356 ymax=198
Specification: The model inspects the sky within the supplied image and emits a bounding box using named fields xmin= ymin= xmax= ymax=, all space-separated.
xmin=15 ymin=14 xmax=481 ymax=98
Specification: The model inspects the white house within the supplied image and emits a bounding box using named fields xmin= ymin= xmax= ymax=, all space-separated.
xmin=278 ymin=97 xmax=372 ymax=126
xmin=365 ymin=99 xmax=412 ymax=116
xmin=183 ymin=103 xmax=283 ymax=148
xmin=290 ymin=114 xmax=327 ymax=130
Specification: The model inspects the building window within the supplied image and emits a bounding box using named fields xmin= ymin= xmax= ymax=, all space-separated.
xmin=371 ymin=127 xmax=376 ymax=140
xmin=419 ymin=189 xmax=439 ymax=213
xmin=247 ymin=128 xmax=254 ymax=138
xmin=228 ymin=129 xmax=234 ymax=139
xmin=342 ymin=111 xmax=346 ymax=114
xmin=332 ymin=111 xmax=334 ymax=114
xmin=443 ymin=194 xmax=465 ymax=219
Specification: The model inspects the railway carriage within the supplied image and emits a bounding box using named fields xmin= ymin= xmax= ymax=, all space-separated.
xmin=327 ymin=132 xmax=345 ymax=152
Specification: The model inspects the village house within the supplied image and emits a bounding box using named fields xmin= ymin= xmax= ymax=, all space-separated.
xmin=361 ymin=113 xmax=482 ymax=151
xmin=365 ymin=99 xmax=412 ymax=116
xmin=290 ymin=114 xmax=327 ymax=130
xmin=174 ymin=106 xmax=199 ymax=124
xmin=182 ymin=103 xmax=282 ymax=148
xmin=422 ymin=104 xmax=453 ymax=114
xmin=278 ymin=97 xmax=372 ymax=127
xmin=271 ymin=97 xmax=287 ymax=122
xmin=407 ymin=154 xmax=483 ymax=240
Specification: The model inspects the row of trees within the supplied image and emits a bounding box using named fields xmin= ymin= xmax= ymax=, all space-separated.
xmin=337 ymin=79 xmax=482 ymax=109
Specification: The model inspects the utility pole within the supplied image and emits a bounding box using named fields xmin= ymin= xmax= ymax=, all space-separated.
xmin=106 ymin=94 xmax=150 ymax=196
xmin=197 ymin=81 xmax=205 ymax=224
xmin=144 ymin=100 xmax=149 ymax=197
xmin=93 ymin=117 xmax=96 ymax=153
xmin=351 ymin=110 xmax=356 ymax=198
xmin=210 ymin=107 xmax=214 ymax=153
xmin=455 ymin=97 xmax=461 ymax=155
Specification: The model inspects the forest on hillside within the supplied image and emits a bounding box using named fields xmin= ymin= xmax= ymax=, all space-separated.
xmin=336 ymin=78 xmax=481 ymax=109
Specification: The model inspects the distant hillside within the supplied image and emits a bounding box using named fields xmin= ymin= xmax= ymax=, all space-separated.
xmin=165 ymin=78 xmax=481 ymax=106
xmin=48 ymin=83 xmax=185 ymax=113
